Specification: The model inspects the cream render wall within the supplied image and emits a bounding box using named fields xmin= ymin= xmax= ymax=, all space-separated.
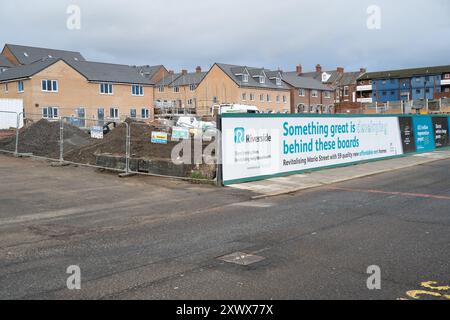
xmin=0 ymin=60 xmax=154 ymax=121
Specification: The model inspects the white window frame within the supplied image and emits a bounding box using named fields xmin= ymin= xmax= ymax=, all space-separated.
xmin=267 ymin=94 xmax=271 ymax=102
xmin=141 ymin=108 xmax=150 ymax=119
xmin=189 ymin=84 xmax=196 ymax=92
xmin=259 ymin=76 xmax=265 ymax=84
xmin=250 ymin=93 xmax=255 ymax=101
xmin=100 ymin=83 xmax=113 ymax=95
xmin=173 ymin=86 xmax=180 ymax=93
xmin=110 ymin=107 xmax=119 ymax=119
xmin=343 ymin=86 xmax=349 ymax=97
xmin=276 ymin=95 xmax=280 ymax=103
xmin=18 ymin=81 xmax=24 ymax=93
xmin=324 ymin=91 xmax=331 ymax=99
xmin=187 ymin=99 xmax=193 ymax=106
xmin=41 ymin=79 xmax=59 ymax=93
xmin=276 ymin=78 xmax=282 ymax=86
xmin=283 ymin=95 xmax=287 ymax=103
xmin=260 ymin=94 xmax=265 ymax=102
xmin=130 ymin=108 xmax=137 ymax=119
xmin=158 ymin=86 xmax=165 ymax=93
xmin=132 ymin=85 xmax=144 ymax=96
xmin=4 ymin=83 xmax=8 ymax=93
xmin=42 ymin=107 xmax=59 ymax=119
xmin=311 ymin=90 xmax=318 ymax=98
xmin=242 ymin=93 xmax=247 ymax=101
xmin=299 ymin=89 xmax=305 ymax=97
xmin=242 ymin=74 xmax=249 ymax=83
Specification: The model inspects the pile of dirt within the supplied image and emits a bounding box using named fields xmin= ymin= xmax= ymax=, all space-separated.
xmin=64 ymin=120 xmax=216 ymax=165
xmin=0 ymin=129 xmax=16 ymax=140
xmin=0 ymin=119 xmax=93 ymax=158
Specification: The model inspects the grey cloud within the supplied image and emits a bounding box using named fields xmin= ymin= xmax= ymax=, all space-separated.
xmin=0 ymin=0 xmax=449 ymax=72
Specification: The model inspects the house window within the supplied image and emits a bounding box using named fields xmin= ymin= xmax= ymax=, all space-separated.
xmin=276 ymin=78 xmax=282 ymax=86
xmin=4 ymin=83 xmax=8 ymax=93
xmin=283 ymin=95 xmax=287 ymax=103
xmin=41 ymin=80 xmax=58 ymax=92
xmin=18 ymin=81 xmax=24 ymax=93
xmin=276 ymin=95 xmax=280 ymax=103
xmin=141 ymin=108 xmax=150 ymax=119
xmin=324 ymin=91 xmax=331 ymax=99
xmin=445 ymin=74 xmax=450 ymax=79
xmin=299 ymin=89 xmax=305 ymax=97
xmin=267 ymin=94 xmax=271 ymax=102
xmin=382 ymin=91 xmax=387 ymax=96
xmin=242 ymin=74 xmax=249 ymax=83
xmin=259 ymin=76 xmax=265 ymax=84
xmin=173 ymin=86 xmax=180 ymax=93
xmin=416 ymin=89 xmax=421 ymax=94
xmin=343 ymin=86 xmax=349 ymax=97
xmin=130 ymin=108 xmax=137 ymax=119
xmin=260 ymin=94 xmax=265 ymax=102
xmin=250 ymin=93 xmax=255 ymax=101
xmin=100 ymin=83 xmax=113 ymax=95
xmin=132 ymin=85 xmax=144 ymax=96
xmin=311 ymin=90 xmax=318 ymax=98
xmin=110 ymin=108 xmax=119 ymax=119
xmin=213 ymin=97 xmax=218 ymax=103
xmin=187 ymin=99 xmax=194 ymax=106
xmin=189 ymin=84 xmax=196 ymax=91
xmin=242 ymin=93 xmax=247 ymax=101
xmin=158 ymin=86 xmax=165 ymax=93
xmin=42 ymin=107 xmax=59 ymax=119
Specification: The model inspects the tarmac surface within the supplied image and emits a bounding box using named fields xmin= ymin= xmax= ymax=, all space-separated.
xmin=0 ymin=154 xmax=449 ymax=300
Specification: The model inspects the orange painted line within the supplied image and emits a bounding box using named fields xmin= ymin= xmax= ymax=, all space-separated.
xmin=325 ymin=186 xmax=450 ymax=201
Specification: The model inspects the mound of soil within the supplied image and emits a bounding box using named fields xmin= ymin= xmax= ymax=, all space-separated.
xmin=64 ymin=120 xmax=215 ymax=165
xmin=0 ymin=119 xmax=93 ymax=158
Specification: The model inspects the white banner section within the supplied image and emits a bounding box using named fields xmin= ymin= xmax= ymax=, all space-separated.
xmin=221 ymin=116 xmax=403 ymax=185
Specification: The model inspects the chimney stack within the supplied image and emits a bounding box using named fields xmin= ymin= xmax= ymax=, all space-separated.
xmin=181 ymin=69 xmax=188 ymax=75
xmin=316 ymin=64 xmax=322 ymax=73
xmin=196 ymin=66 xmax=202 ymax=73
xmin=296 ymin=64 xmax=302 ymax=76
xmin=169 ymin=70 xmax=174 ymax=75
xmin=337 ymin=67 xmax=345 ymax=74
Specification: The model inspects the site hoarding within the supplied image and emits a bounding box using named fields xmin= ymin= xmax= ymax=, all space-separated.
xmin=220 ymin=114 xmax=450 ymax=186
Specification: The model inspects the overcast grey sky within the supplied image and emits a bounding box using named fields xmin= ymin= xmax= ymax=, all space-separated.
xmin=1 ymin=0 xmax=449 ymax=73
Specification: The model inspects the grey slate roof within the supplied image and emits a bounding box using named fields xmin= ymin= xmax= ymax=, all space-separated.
xmin=170 ymin=72 xmax=208 ymax=87
xmin=4 ymin=44 xmax=85 ymax=65
xmin=136 ymin=65 xmax=165 ymax=83
xmin=215 ymin=63 xmax=290 ymax=90
xmin=0 ymin=55 xmax=13 ymax=68
xmin=64 ymin=60 xmax=152 ymax=85
xmin=156 ymin=73 xmax=183 ymax=87
xmin=282 ymin=72 xmax=334 ymax=91
xmin=0 ymin=59 xmax=59 ymax=82
xmin=0 ymin=58 xmax=152 ymax=85
xmin=359 ymin=65 xmax=450 ymax=80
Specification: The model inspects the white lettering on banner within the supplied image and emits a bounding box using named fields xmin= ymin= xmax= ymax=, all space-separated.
xmin=221 ymin=116 xmax=404 ymax=185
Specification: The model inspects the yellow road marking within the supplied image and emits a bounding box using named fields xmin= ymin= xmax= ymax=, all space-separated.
xmin=421 ymin=281 xmax=450 ymax=291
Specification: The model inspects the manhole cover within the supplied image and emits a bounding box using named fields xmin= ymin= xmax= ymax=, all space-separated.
xmin=218 ymin=252 xmax=265 ymax=266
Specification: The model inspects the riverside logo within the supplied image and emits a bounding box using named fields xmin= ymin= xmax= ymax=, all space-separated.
xmin=234 ymin=127 xmax=272 ymax=144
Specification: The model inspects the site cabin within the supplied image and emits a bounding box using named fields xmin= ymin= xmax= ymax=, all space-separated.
xmin=0 ymin=99 xmax=24 ymax=129
xmin=212 ymin=104 xmax=260 ymax=117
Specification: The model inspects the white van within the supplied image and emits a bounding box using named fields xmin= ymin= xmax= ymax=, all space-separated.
xmin=212 ymin=104 xmax=260 ymax=117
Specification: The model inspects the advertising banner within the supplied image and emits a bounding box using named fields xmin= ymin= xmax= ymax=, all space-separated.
xmin=172 ymin=127 xmax=190 ymax=140
xmin=151 ymin=132 xmax=168 ymax=145
xmin=90 ymin=126 xmax=104 ymax=140
xmin=398 ymin=117 xmax=416 ymax=154
xmin=412 ymin=116 xmax=435 ymax=152
xmin=432 ymin=117 xmax=450 ymax=148
xmin=221 ymin=115 xmax=404 ymax=185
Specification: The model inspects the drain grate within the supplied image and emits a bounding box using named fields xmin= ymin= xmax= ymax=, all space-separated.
xmin=218 ymin=252 xmax=265 ymax=266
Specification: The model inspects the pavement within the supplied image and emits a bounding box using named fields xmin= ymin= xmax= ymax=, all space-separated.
xmin=0 ymin=153 xmax=449 ymax=300
xmin=229 ymin=150 xmax=450 ymax=198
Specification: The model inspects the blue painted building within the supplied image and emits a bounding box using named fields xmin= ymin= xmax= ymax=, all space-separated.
xmin=357 ymin=65 xmax=450 ymax=104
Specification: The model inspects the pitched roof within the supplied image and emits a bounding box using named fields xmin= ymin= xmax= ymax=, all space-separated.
xmin=301 ymin=70 xmax=342 ymax=85
xmin=0 ymin=58 xmax=60 ymax=82
xmin=170 ymin=72 xmax=208 ymax=87
xmin=359 ymin=65 xmax=450 ymax=80
xmin=63 ymin=60 xmax=152 ymax=85
xmin=215 ymin=63 xmax=290 ymax=90
xmin=155 ymin=73 xmax=183 ymax=86
xmin=136 ymin=65 xmax=165 ymax=83
xmin=282 ymin=72 xmax=334 ymax=91
xmin=0 ymin=58 xmax=152 ymax=85
xmin=0 ymin=55 xmax=13 ymax=68
xmin=4 ymin=44 xmax=85 ymax=65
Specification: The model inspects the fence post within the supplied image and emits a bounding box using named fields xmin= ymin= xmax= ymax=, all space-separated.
xmin=125 ymin=121 xmax=130 ymax=174
xmin=439 ymin=98 xmax=442 ymax=113
xmin=14 ymin=112 xmax=22 ymax=157
xmin=59 ymin=117 xmax=64 ymax=163
xmin=216 ymin=114 xmax=223 ymax=187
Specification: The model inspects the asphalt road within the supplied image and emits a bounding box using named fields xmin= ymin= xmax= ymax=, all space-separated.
xmin=0 ymin=154 xmax=449 ymax=300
